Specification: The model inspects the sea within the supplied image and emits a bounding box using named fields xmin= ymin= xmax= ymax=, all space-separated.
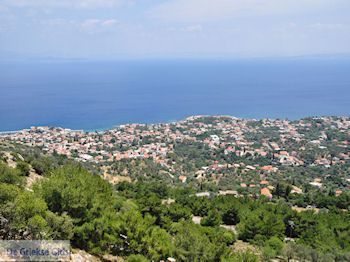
xmin=0 ymin=58 xmax=349 ymax=132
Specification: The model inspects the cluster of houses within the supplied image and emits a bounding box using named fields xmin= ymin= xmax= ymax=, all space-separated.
xmin=1 ymin=116 xmax=349 ymax=198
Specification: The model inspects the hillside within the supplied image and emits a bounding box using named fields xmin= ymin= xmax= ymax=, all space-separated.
xmin=1 ymin=123 xmax=350 ymax=261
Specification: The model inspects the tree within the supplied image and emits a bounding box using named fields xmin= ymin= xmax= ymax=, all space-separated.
xmin=239 ymin=209 xmax=285 ymax=243
xmin=222 ymin=206 xmax=240 ymax=225
xmin=142 ymin=227 xmax=174 ymax=261
xmin=171 ymin=221 xmax=229 ymax=262
xmin=2 ymin=190 xmax=73 ymax=240
xmin=160 ymin=203 xmax=192 ymax=226
xmin=34 ymin=165 xmax=123 ymax=253
xmin=273 ymin=182 xmax=292 ymax=199
xmin=263 ymin=237 xmax=284 ymax=259
xmin=201 ymin=210 xmax=222 ymax=227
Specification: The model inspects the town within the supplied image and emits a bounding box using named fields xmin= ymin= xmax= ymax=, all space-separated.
xmin=1 ymin=115 xmax=349 ymax=199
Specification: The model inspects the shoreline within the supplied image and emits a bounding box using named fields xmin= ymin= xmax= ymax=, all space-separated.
xmin=0 ymin=114 xmax=348 ymax=134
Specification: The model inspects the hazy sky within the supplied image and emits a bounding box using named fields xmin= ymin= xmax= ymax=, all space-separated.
xmin=1 ymin=0 xmax=350 ymax=59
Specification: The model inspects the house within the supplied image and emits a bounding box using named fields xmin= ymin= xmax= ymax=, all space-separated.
xmin=219 ymin=190 xmax=238 ymax=196
xmin=195 ymin=192 xmax=210 ymax=197
xmin=335 ymin=190 xmax=343 ymax=197
xmin=246 ymin=165 xmax=256 ymax=170
xmin=279 ymin=151 xmax=289 ymax=156
xmin=260 ymin=180 xmax=269 ymax=185
xmin=309 ymin=181 xmax=323 ymax=188
xmin=79 ymin=154 xmax=93 ymax=161
xmin=261 ymin=165 xmax=277 ymax=172
xmin=260 ymin=188 xmax=272 ymax=199
xmin=179 ymin=175 xmax=187 ymax=183
xmin=210 ymin=135 xmax=220 ymax=144
xmin=291 ymin=186 xmax=303 ymax=194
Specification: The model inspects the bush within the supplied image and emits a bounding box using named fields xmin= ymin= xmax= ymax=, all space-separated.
xmin=17 ymin=161 xmax=30 ymax=176
xmin=0 ymin=162 xmax=23 ymax=186
xmin=265 ymin=236 xmax=284 ymax=255
xmin=31 ymin=157 xmax=55 ymax=176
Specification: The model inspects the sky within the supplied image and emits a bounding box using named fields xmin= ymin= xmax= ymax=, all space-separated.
xmin=0 ymin=0 xmax=350 ymax=59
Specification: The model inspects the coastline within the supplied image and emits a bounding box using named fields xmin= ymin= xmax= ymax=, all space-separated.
xmin=1 ymin=114 xmax=348 ymax=134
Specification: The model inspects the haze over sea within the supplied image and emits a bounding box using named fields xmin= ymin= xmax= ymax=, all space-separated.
xmin=0 ymin=58 xmax=349 ymax=132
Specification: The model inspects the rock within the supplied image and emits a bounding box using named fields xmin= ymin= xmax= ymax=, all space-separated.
xmin=102 ymin=254 xmax=123 ymax=262
xmin=70 ymin=249 xmax=101 ymax=262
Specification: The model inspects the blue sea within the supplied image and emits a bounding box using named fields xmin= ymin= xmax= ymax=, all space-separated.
xmin=0 ymin=58 xmax=349 ymax=131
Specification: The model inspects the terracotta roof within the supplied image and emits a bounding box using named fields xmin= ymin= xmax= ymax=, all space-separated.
xmin=260 ymin=180 xmax=269 ymax=185
xmin=260 ymin=188 xmax=272 ymax=198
